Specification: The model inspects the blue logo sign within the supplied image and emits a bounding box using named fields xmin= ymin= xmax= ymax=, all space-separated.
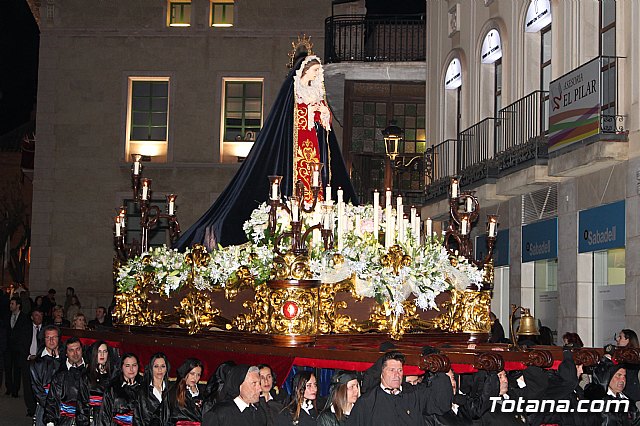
xmin=476 ymin=229 xmax=509 ymax=267
xmin=578 ymin=200 xmax=625 ymax=253
xmin=522 ymin=218 xmax=558 ymax=262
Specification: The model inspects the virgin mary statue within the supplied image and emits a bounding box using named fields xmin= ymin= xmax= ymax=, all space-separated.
xmin=174 ymin=54 xmax=358 ymax=250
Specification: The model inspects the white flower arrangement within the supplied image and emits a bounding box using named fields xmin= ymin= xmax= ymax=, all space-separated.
xmin=115 ymin=202 xmax=484 ymax=315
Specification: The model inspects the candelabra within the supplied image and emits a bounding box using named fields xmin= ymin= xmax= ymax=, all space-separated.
xmin=267 ymin=164 xmax=333 ymax=259
xmin=443 ymin=177 xmax=498 ymax=289
xmin=113 ymin=154 xmax=181 ymax=262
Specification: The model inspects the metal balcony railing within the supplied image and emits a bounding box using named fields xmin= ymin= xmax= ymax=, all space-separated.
xmin=324 ymin=14 xmax=426 ymax=63
xmin=459 ymin=117 xmax=497 ymax=171
xmin=425 ymin=139 xmax=457 ymax=183
xmin=497 ymin=90 xmax=548 ymax=152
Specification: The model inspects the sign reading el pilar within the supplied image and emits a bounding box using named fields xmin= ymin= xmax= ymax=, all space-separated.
xmin=578 ymin=200 xmax=625 ymax=253
xmin=522 ymin=218 xmax=558 ymax=263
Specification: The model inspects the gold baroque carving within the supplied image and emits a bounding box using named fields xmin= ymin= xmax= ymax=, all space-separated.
xmin=318 ymin=276 xmax=363 ymax=334
xmin=434 ymin=289 xmax=491 ymax=333
xmin=269 ymin=284 xmax=319 ymax=335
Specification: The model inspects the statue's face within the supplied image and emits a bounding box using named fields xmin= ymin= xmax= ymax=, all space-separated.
xmin=302 ymin=64 xmax=321 ymax=82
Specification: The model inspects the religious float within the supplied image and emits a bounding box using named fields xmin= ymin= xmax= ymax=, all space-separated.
xmin=92 ymin=37 xmax=626 ymax=382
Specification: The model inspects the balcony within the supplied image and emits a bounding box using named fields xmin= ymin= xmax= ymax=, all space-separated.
xmin=324 ymin=14 xmax=426 ymax=64
xmin=424 ymin=56 xmax=628 ymax=203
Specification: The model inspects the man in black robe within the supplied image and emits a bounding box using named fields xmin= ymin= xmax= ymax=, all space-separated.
xmin=202 ymin=364 xmax=268 ymax=426
xmin=347 ymin=350 xmax=452 ymax=426
xmin=30 ymin=325 xmax=64 ymax=426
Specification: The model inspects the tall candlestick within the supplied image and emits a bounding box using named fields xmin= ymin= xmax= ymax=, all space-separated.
xmin=169 ymin=200 xmax=175 ymax=215
xmin=488 ymin=216 xmax=497 ymax=238
xmin=133 ymin=161 xmax=140 ymax=175
xmin=426 ymin=217 xmax=433 ymax=239
xmin=141 ymin=181 xmax=149 ymax=200
xmin=414 ymin=213 xmax=420 ymax=243
xmin=271 ymin=183 xmax=278 ymax=200
xmin=337 ymin=188 xmax=344 ymax=250
xmin=373 ymin=190 xmax=379 ymax=240
xmin=292 ymin=203 xmax=299 ymax=223
xmin=325 ymin=186 xmax=332 ymax=202
xmin=355 ymin=214 xmax=361 ymax=237
xmin=115 ymin=217 xmax=121 ymax=237
xmin=313 ymin=209 xmax=321 ymax=246
xmin=312 ymin=170 xmax=319 ymax=187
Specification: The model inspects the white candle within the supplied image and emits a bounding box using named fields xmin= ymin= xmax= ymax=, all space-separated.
xmin=133 ymin=161 xmax=140 ymax=176
xmin=466 ymin=196 xmax=473 ymax=213
xmin=168 ymin=200 xmax=175 ymax=216
xmin=396 ymin=196 xmax=403 ymax=242
xmin=385 ymin=206 xmax=393 ymax=249
xmin=313 ymin=210 xmax=321 ymax=246
xmin=271 ymin=182 xmax=279 ymax=200
xmin=426 ymin=217 xmax=433 ymax=239
xmin=385 ymin=189 xmax=392 ymax=207
xmin=115 ymin=218 xmax=121 ymax=237
xmin=355 ymin=214 xmax=361 ymax=237
xmin=489 ymin=219 xmax=497 ymax=238
xmin=312 ymin=170 xmax=320 ymax=187
xmin=414 ymin=213 xmax=420 ymax=243
xmin=402 ymin=217 xmax=409 ymax=244
xmin=451 ymin=180 xmax=459 ymax=198
xmin=410 ymin=207 xmax=417 ymax=238
xmin=292 ymin=204 xmax=299 ymax=222
xmin=461 ymin=217 xmax=469 ymax=235
xmin=142 ymin=183 xmax=148 ymax=200
xmin=373 ymin=190 xmax=380 ymax=240
xmin=337 ymin=188 xmax=344 ymax=250
xmin=325 ymin=186 xmax=332 ymax=202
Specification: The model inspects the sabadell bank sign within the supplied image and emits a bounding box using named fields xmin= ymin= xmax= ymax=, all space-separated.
xmin=522 ymin=218 xmax=557 ymax=263
xmin=578 ymin=200 xmax=625 ymax=253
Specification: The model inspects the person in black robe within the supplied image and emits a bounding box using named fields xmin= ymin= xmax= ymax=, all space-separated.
xmin=78 ymin=340 xmax=119 ymax=424
xmin=43 ymin=337 xmax=89 ymax=426
xmin=276 ymin=370 xmax=319 ymax=426
xmin=166 ymin=358 xmax=205 ymax=425
xmin=317 ymin=370 xmax=360 ymax=426
xmin=346 ymin=351 xmax=452 ymax=426
xmin=96 ymin=352 xmax=142 ymax=426
xmin=173 ymin=51 xmax=358 ymax=250
xmin=138 ymin=352 xmax=170 ymax=426
xmin=202 ymin=364 xmax=268 ymax=426
xmin=257 ymin=363 xmax=286 ymax=424
xmin=30 ymin=325 xmax=64 ymax=426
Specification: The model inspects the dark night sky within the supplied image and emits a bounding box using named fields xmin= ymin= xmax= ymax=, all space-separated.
xmin=365 ymin=0 xmax=425 ymax=15
xmin=0 ymin=0 xmax=39 ymax=135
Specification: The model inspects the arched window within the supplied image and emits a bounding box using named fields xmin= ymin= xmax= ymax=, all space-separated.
xmin=479 ymin=29 xmax=502 ymax=118
xmin=523 ymin=0 xmax=552 ymax=127
xmin=443 ymin=58 xmax=462 ymax=141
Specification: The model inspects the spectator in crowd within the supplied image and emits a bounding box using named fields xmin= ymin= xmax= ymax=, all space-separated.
xmin=616 ymin=329 xmax=640 ymax=348
xmin=43 ymin=337 xmax=88 ymax=425
xmin=30 ymin=325 xmax=63 ymax=426
xmin=6 ymin=296 xmax=31 ymax=398
xmin=19 ymin=289 xmax=33 ymax=315
xmin=562 ymin=332 xmax=584 ymax=348
xmin=40 ymin=289 xmax=56 ymax=320
xmin=88 ymin=306 xmax=112 ymax=330
xmin=66 ymin=295 xmax=81 ymax=323
xmin=277 ymin=370 xmax=319 ymax=425
xmin=72 ymin=313 xmax=87 ymax=330
xmin=48 ymin=305 xmax=70 ymax=328
xmin=97 ymin=352 xmax=142 ymax=426
xmin=317 ymin=370 xmax=360 ymax=426
xmin=167 ymin=358 xmax=205 ymax=425
xmin=202 ymin=364 xmax=267 ymax=426
xmin=24 ymin=308 xmax=44 ymax=417
xmin=63 ymin=287 xmax=75 ymax=314
xmin=257 ymin=363 xmax=286 ymax=404
xmin=33 ymin=295 xmax=44 ymax=313
xmin=139 ymin=352 xmax=171 ymax=425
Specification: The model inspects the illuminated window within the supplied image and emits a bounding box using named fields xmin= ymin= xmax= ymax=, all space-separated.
xmin=168 ymin=0 xmax=191 ymax=27
xmin=211 ymin=0 xmax=234 ymax=27
xmin=126 ymin=78 xmax=170 ymax=163
xmin=222 ymin=80 xmax=263 ymax=142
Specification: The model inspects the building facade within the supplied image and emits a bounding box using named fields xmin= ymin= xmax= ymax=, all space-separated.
xmin=423 ymin=0 xmax=640 ymax=346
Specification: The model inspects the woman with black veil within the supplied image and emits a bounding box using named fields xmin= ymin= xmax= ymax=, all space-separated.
xmin=174 ymin=49 xmax=358 ymax=250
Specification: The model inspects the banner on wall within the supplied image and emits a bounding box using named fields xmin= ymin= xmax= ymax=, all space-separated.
xmin=578 ymin=200 xmax=625 ymax=253
xmin=522 ymin=218 xmax=558 ymax=262
xmin=548 ymin=58 xmax=601 ymax=153
xmin=476 ymin=229 xmax=509 ymax=267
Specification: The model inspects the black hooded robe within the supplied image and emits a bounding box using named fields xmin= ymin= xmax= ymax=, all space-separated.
xmin=173 ymin=56 xmax=358 ymax=250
